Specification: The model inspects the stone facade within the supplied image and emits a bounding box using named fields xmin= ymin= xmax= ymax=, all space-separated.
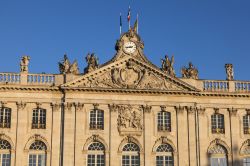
xmin=0 ymin=27 xmax=250 ymax=166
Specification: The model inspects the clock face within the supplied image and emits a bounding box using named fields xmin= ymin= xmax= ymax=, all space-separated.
xmin=123 ymin=42 xmax=136 ymax=54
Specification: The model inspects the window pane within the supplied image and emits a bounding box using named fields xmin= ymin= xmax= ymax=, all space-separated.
xmin=29 ymin=154 xmax=37 ymax=166
xmin=38 ymin=154 xmax=46 ymax=166
xmin=2 ymin=154 xmax=11 ymax=166
xmin=87 ymin=154 xmax=95 ymax=166
xmin=243 ymin=158 xmax=250 ymax=166
xmin=122 ymin=156 xmax=130 ymax=166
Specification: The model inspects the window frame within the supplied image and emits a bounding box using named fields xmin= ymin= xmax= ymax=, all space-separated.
xmin=243 ymin=114 xmax=250 ymax=134
xmin=157 ymin=111 xmax=171 ymax=132
xmin=28 ymin=140 xmax=47 ymax=166
xmin=0 ymin=139 xmax=11 ymax=166
xmin=121 ymin=143 xmax=140 ymax=166
xmin=211 ymin=113 xmax=225 ymax=134
xmin=87 ymin=141 xmax=105 ymax=166
xmin=89 ymin=109 xmax=104 ymax=130
xmin=155 ymin=144 xmax=174 ymax=166
xmin=32 ymin=108 xmax=46 ymax=129
xmin=0 ymin=107 xmax=11 ymax=128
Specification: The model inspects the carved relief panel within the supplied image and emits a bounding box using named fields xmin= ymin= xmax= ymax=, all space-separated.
xmin=110 ymin=104 xmax=143 ymax=136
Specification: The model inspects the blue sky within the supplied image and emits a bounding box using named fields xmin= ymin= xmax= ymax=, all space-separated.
xmin=0 ymin=0 xmax=250 ymax=80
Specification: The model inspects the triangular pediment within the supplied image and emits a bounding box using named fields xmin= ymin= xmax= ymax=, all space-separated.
xmin=61 ymin=56 xmax=198 ymax=92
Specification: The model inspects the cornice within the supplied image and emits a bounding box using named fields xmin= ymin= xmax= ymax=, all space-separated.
xmin=0 ymin=85 xmax=60 ymax=92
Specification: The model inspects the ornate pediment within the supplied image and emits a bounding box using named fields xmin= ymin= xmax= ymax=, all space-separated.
xmin=62 ymin=57 xmax=198 ymax=92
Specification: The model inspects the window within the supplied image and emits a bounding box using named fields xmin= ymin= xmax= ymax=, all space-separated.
xmin=243 ymin=115 xmax=250 ymax=134
xmin=0 ymin=139 xmax=11 ymax=166
xmin=156 ymin=144 xmax=174 ymax=166
xmin=90 ymin=109 xmax=104 ymax=130
xmin=32 ymin=108 xmax=46 ymax=129
xmin=211 ymin=114 xmax=224 ymax=134
xmin=157 ymin=111 xmax=171 ymax=132
xmin=243 ymin=158 xmax=250 ymax=166
xmin=0 ymin=108 xmax=11 ymax=128
xmin=28 ymin=140 xmax=47 ymax=166
xmin=209 ymin=144 xmax=227 ymax=166
xmin=87 ymin=142 xmax=105 ymax=166
xmin=122 ymin=143 xmax=140 ymax=166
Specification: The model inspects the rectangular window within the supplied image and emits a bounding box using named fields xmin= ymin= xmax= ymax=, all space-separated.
xmin=211 ymin=114 xmax=224 ymax=134
xmin=0 ymin=154 xmax=11 ymax=166
xmin=158 ymin=111 xmax=171 ymax=132
xmin=243 ymin=115 xmax=250 ymax=134
xmin=29 ymin=154 xmax=46 ymax=166
xmin=90 ymin=109 xmax=104 ymax=130
xmin=0 ymin=108 xmax=11 ymax=128
xmin=32 ymin=109 xmax=46 ymax=129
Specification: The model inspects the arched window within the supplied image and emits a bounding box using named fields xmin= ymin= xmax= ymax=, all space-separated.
xmin=87 ymin=141 xmax=105 ymax=166
xmin=122 ymin=143 xmax=140 ymax=166
xmin=243 ymin=114 xmax=250 ymax=134
xmin=90 ymin=109 xmax=104 ymax=130
xmin=209 ymin=144 xmax=227 ymax=166
xmin=211 ymin=113 xmax=224 ymax=134
xmin=0 ymin=139 xmax=11 ymax=166
xmin=156 ymin=144 xmax=174 ymax=166
xmin=28 ymin=140 xmax=47 ymax=166
xmin=32 ymin=108 xmax=46 ymax=129
xmin=157 ymin=111 xmax=171 ymax=132
xmin=0 ymin=107 xmax=11 ymax=128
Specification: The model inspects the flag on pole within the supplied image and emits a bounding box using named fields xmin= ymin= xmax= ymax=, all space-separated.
xmin=127 ymin=6 xmax=131 ymax=28
xmin=120 ymin=13 xmax=122 ymax=35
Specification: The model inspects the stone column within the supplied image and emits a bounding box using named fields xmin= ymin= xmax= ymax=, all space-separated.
xmin=228 ymin=108 xmax=238 ymax=166
xmin=108 ymin=104 xmax=120 ymax=166
xmin=175 ymin=106 xmax=188 ymax=166
xmin=74 ymin=103 xmax=84 ymax=166
xmin=142 ymin=105 xmax=152 ymax=166
xmin=50 ymin=103 xmax=61 ymax=166
xmin=186 ymin=106 xmax=197 ymax=166
xmin=62 ymin=102 xmax=75 ymax=166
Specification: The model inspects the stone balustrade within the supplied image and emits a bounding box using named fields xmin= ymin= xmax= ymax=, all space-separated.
xmin=27 ymin=74 xmax=55 ymax=85
xmin=235 ymin=81 xmax=250 ymax=93
xmin=203 ymin=80 xmax=229 ymax=92
xmin=0 ymin=73 xmax=20 ymax=84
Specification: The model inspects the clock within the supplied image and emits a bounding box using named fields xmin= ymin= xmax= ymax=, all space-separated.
xmin=123 ymin=41 xmax=136 ymax=54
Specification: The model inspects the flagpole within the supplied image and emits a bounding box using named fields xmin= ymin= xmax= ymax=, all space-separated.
xmin=137 ymin=13 xmax=139 ymax=34
xmin=120 ymin=13 xmax=122 ymax=35
xmin=128 ymin=6 xmax=131 ymax=29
